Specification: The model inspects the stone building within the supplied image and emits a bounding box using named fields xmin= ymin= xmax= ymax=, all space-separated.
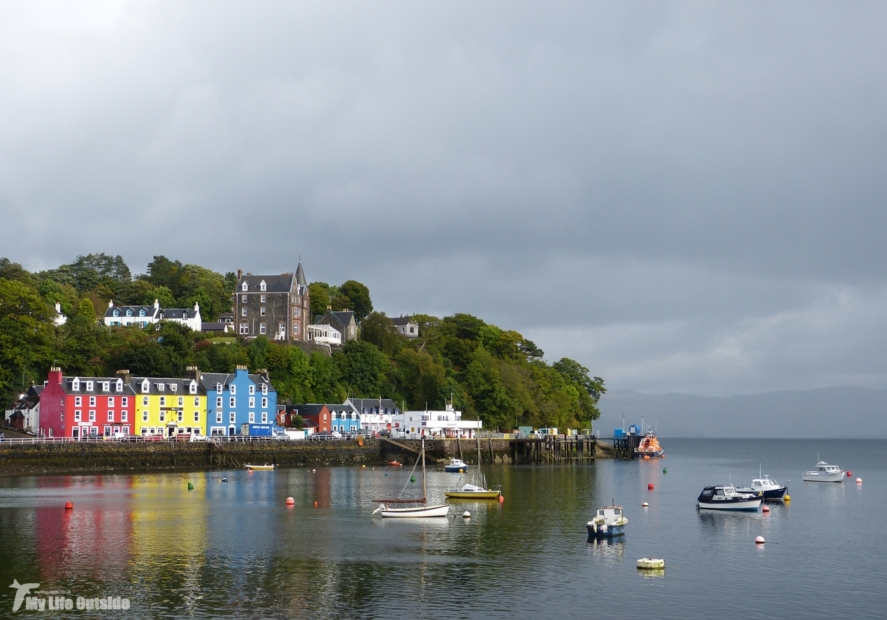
xmin=234 ymin=263 xmax=310 ymax=341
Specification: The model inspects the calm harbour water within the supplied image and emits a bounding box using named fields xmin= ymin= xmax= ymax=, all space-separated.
xmin=0 ymin=439 xmax=882 ymax=619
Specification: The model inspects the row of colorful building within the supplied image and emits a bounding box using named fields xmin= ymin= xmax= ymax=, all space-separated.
xmin=5 ymin=367 xmax=482 ymax=440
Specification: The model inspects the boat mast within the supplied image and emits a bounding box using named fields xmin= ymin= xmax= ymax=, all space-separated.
xmin=421 ymin=437 xmax=427 ymax=505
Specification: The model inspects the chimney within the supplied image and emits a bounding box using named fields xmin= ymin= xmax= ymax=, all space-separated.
xmin=48 ymin=367 xmax=63 ymax=385
xmin=237 ymin=269 xmax=242 ymax=279
xmin=257 ymin=368 xmax=270 ymax=381
xmin=108 ymin=300 xmax=114 ymax=308
xmin=184 ymin=366 xmax=200 ymax=381
xmin=116 ymin=369 xmax=131 ymax=384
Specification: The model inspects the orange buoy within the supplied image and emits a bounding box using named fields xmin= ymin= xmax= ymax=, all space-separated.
xmin=249 ymin=470 xmax=253 ymax=475
xmin=498 ymin=495 xmax=504 ymax=504
xmin=64 ymin=502 xmax=73 ymax=510
xmin=313 ymin=501 xmax=318 ymax=507
xmin=286 ymin=497 xmax=295 ymax=506
xmin=648 ymin=483 xmax=654 ymax=490
xmin=762 ymin=505 xmax=770 ymax=513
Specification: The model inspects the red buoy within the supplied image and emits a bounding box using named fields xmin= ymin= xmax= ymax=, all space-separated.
xmin=64 ymin=502 xmax=73 ymax=510
xmin=648 ymin=483 xmax=654 ymax=490
xmin=762 ymin=505 xmax=770 ymax=513
xmin=286 ymin=497 xmax=295 ymax=506
xmin=314 ymin=501 xmax=318 ymax=507
xmin=847 ymin=471 xmax=852 ymax=477
xmin=498 ymin=495 xmax=504 ymax=504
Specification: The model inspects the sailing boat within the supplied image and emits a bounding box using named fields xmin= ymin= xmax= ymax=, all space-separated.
xmin=372 ymin=438 xmax=449 ymax=518
xmin=445 ymin=436 xmax=501 ymax=499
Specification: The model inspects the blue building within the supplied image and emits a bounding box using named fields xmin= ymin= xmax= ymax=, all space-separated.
xmin=325 ymin=403 xmax=361 ymax=435
xmin=193 ymin=366 xmax=277 ymax=437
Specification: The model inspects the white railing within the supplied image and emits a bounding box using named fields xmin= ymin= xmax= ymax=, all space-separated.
xmin=0 ymin=434 xmax=367 ymax=445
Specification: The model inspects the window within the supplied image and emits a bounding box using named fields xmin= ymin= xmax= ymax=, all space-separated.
xmin=102 ymin=381 xmax=110 ymax=391
xmin=72 ymin=378 xmax=80 ymax=391
xmin=259 ymin=322 xmax=266 ymax=334
xmin=122 ymin=397 xmax=128 ymax=406
xmin=229 ymin=412 xmax=235 ymax=423
xmin=242 ymin=282 xmax=248 ymax=291
xmin=75 ymin=396 xmax=82 ymax=406
xmin=178 ymin=396 xmax=184 ymax=407
xmin=190 ymin=383 xmax=197 ymax=395
xmin=215 ymin=383 xmax=222 ymax=393
xmin=86 ymin=381 xmax=94 ymax=391
xmin=230 ymin=385 xmax=236 ymax=395
xmin=262 ymin=383 xmax=268 ymax=395
xmin=216 ymin=412 xmax=222 ymax=423
xmin=241 ymin=307 xmax=247 ymax=317
xmin=230 ymin=397 xmax=236 ymax=408
xmin=108 ymin=397 xmax=114 ymax=407
xmin=160 ymin=411 xmax=165 ymax=422
xmin=89 ymin=410 xmax=96 ymax=422
xmin=142 ymin=411 xmax=148 ymax=422
xmin=122 ymin=411 xmax=127 ymax=422
xmin=262 ymin=398 xmax=268 ymax=409
xmin=159 ymin=396 xmax=166 ymax=407
xmin=240 ymin=323 xmax=249 ymax=335
xmin=260 ymin=280 xmax=266 ymax=291
xmin=294 ymin=324 xmax=298 ymax=334
xmin=249 ymin=397 xmax=255 ymax=408
xmin=249 ymin=413 xmax=255 ymax=423
xmin=126 ymin=309 xmax=132 ymax=317
xmin=89 ymin=396 xmax=96 ymax=407
xmin=261 ymin=413 xmax=268 ymax=423
xmin=142 ymin=396 xmax=149 ymax=406
xmin=139 ymin=309 xmax=146 ymax=317
xmin=249 ymin=385 xmax=255 ymax=395
xmin=260 ymin=295 xmax=266 ymax=303
xmin=170 ymin=384 xmax=177 ymax=393
xmin=74 ymin=410 xmax=81 ymax=422
xmin=293 ymin=307 xmax=300 ymax=317
xmin=260 ymin=306 xmax=266 ymax=316
xmin=158 ymin=383 xmax=165 ymax=392
xmin=141 ymin=380 xmax=149 ymax=393
xmin=216 ymin=396 xmax=222 ymax=408
xmin=107 ymin=411 xmax=113 ymax=422
xmin=178 ymin=411 xmax=184 ymax=422
xmin=194 ymin=411 xmax=199 ymax=422
xmin=116 ymin=380 xmax=123 ymax=392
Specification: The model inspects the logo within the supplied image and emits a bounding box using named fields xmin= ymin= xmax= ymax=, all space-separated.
xmin=9 ymin=580 xmax=130 ymax=613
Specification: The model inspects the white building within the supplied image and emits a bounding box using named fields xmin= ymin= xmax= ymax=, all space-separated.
xmin=306 ymin=324 xmax=342 ymax=346
xmin=393 ymin=403 xmax=482 ymax=439
xmin=53 ymin=302 xmax=67 ymax=327
xmin=104 ymin=300 xmax=202 ymax=331
xmin=159 ymin=302 xmax=202 ymax=331
xmin=345 ymin=398 xmax=399 ymax=435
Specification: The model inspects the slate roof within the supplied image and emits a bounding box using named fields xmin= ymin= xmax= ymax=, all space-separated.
xmin=237 ymin=274 xmax=295 ymax=293
xmin=130 ymin=377 xmax=202 ymax=395
xmin=347 ymin=398 xmax=400 ymax=414
xmin=389 ymin=316 xmax=415 ymax=326
xmin=201 ymin=322 xmax=228 ymax=332
xmin=104 ymin=304 xmax=159 ymax=319
xmin=61 ymin=376 xmax=137 ymax=396
xmin=314 ymin=310 xmax=356 ymax=327
xmin=295 ymin=262 xmax=308 ymax=287
xmin=197 ymin=372 xmax=234 ymax=391
xmin=286 ymin=404 xmax=328 ymax=418
xmin=159 ymin=308 xmax=195 ymax=320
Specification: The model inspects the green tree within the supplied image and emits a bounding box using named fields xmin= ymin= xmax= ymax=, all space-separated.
xmin=334 ymin=340 xmax=389 ymax=397
xmin=360 ymin=312 xmax=403 ymax=356
xmin=338 ymin=280 xmax=372 ymax=318
xmin=0 ymin=278 xmax=55 ymax=398
xmin=308 ymin=283 xmax=330 ymax=320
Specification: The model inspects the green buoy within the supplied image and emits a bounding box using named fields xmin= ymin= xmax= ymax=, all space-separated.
xmin=410 ymin=475 xmax=416 ymax=483
xmin=663 ymin=468 xmax=667 ymax=474
xmin=187 ymin=482 xmax=194 ymax=490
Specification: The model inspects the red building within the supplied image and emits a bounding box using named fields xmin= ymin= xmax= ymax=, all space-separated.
xmin=40 ymin=368 xmax=136 ymax=439
xmin=284 ymin=404 xmax=331 ymax=433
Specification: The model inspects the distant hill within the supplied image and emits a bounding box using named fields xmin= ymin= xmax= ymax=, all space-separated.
xmin=596 ymin=387 xmax=887 ymax=438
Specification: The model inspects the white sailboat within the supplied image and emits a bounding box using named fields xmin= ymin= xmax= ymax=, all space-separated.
xmin=373 ymin=438 xmax=449 ymax=518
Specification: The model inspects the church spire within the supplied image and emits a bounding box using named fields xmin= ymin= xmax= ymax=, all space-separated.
xmin=295 ymin=260 xmax=308 ymax=287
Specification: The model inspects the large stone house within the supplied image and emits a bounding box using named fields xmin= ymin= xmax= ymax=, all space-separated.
xmin=234 ymin=263 xmax=310 ymax=341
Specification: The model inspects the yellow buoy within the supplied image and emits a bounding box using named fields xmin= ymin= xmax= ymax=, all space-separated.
xmin=784 ymin=494 xmax=791 ymax=502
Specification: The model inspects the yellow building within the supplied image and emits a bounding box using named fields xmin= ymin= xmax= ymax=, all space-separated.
xmin=131 ymin=375 xmax=206 ymax=438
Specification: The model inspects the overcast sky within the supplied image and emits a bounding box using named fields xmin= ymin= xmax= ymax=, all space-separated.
xmin=2 ymin=1 xmax=885 ymax=397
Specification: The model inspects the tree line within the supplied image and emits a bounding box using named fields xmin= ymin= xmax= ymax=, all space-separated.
xmin=0 ymin=254 xmax=605 ymax=431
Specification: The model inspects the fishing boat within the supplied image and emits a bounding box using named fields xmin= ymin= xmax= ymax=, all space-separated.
xmin=736 ymin=466 xmax=788 ymax=500
xmin=696 ymin=484 xmax=762 ymax=511
xmin=372 ymin=439 xmax=449 ymax=518
xmin=634 ymin=431 xmax=664 ymax=458
xmin=803 ymin=460 xmax=845 ymax=482
xmin=245 ymin=464 xmax=275 ymax=470
xmin=444 ymin=458 xmax=469 ymax=473
xmin=586 ymin=504 xmax=628 ymax=539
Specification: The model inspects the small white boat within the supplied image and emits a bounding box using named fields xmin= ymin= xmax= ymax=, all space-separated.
xmin=444 ymin=458 xmax=469 ymax=473
xmin=637 ymin=558 xmax=665 ymax=570
xmin=803 ymin=460 xmax=845 ymax=482
xmin=736 ymin=467 xmax=788 ymax=500
xmin=587 ymin=505 xmax=628 ymax=539
xmin=696 ymin=485 xmax=762 ymax=511
xmin=245 ymin=464 xmax=275 ymax=470
xmin=373 ymin=439 xmax=449 ymax=519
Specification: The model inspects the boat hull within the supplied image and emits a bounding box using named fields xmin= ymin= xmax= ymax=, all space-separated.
xmin=736 ymin=486 xmax=788 ymax=500
xmin=245 ymin=464 xmax=274 ymax=470
xmin=803 ymin=472 xmax=845 ymax=482
xmin=445 ymin=490 xmax=501 ymax=499
xmin=586 ymin=524 xmax=626 ymax=538
xmin=697 ymin=498 xmax=761 ymax=511
xmin=444 ymin=466 xmax=468 ymax=472
xmin=380 ymin=504 xmax=450 ymax=518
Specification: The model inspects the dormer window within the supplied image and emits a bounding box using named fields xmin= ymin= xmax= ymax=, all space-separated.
xmin=260 ymin=280 xmax=267 ymax=291
xmin=170 ymin=383 xmax=177 ymax=392
xmin=261 ymin=384 xmax=268 ymax=395
xmin=139 ymin=309 xmax=146 ymax=317
xmin=189 ymin=381 xmax=197 ymax=395
xmin=242 ymin=282 xmax=248 ymax=291
xmin=126 ymin=309 xmax=133 ymax=317
xmin=116 ymin=379 xmax=123 ymax=392
xmin=157 ymin=383 xmax=165 ymax=392
xmin=113 ymin=309 xmax=120 ymax=317
xmin=141 ymin=379 xmax=150 ymax=393
xmin=183 ymin=311 xmax=188 ymax=319
xmin=102 ymin=382 xmax=110 ymax=392
xmin=215 ymin=382 xmax=223 ymax=393
xmin=85 ymin=381 xmax=94 ymax=391
xmin=72 ymin=378 xmax=80 ymax=391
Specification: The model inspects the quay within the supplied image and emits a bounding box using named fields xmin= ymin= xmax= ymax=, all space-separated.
xmin=0 ymin=434 xmax=601 ymax=475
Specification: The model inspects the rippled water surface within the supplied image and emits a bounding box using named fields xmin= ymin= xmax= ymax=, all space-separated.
xmin=0 ymin=439 xmax=882 ymax=618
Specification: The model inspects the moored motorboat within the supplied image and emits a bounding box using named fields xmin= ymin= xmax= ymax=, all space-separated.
xmin=634 ymin=431 xmax=664 ymax=458
xmin=245 ymin=464 xmax=275 ymax=470
xmin=696 ymin=485 xmax=762 ymax=511
xmin=803 ymin=460 xmax=845 ymax=483
xmin=587 ymin=505 xmax=628 ymax=539
xmin=445 ymin=479 xmax=501 ymax=499
xmin=444 ymin=458 xmax=469 ymax=473
xmin=736 ymin=468 xmax=788 ymax=500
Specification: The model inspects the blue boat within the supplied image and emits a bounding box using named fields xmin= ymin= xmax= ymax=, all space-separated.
xmin=586 ymin=505 xmax=627 ymax=539
xmin=444 ymin=458 xmax=468 ymax=472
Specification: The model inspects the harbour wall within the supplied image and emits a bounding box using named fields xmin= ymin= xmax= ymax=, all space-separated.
xmin=0 ymin=436 xmax=605 ymax=476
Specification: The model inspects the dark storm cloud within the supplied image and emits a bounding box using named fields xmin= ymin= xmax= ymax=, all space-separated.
xmin=2 ymin=1 xmax=885 ymax=395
